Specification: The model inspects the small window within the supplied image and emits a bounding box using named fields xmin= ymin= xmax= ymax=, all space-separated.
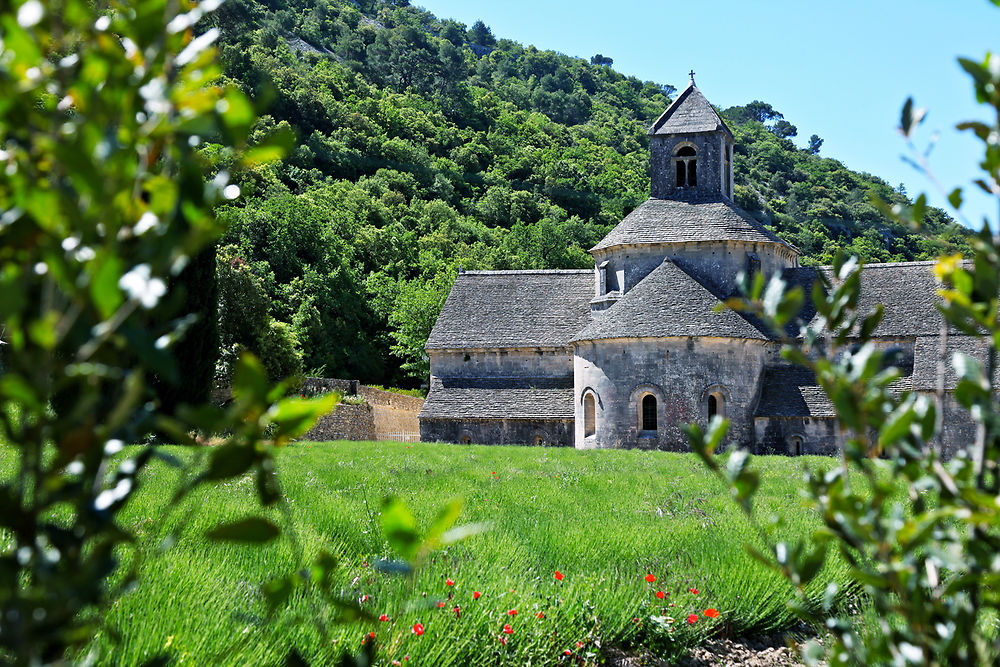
xmin=584 ymin=393 xmax=596 ymax=437
xmin=641 ymin=394 xmax=657 ymax=431
xmin=708 ymin=392 xmax=725 ymax=420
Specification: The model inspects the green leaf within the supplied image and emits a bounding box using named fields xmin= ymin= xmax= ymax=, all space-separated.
xmin=381 ymin=496 xmax=420 ymax=561
xmin=425 ymin=497 xmax=462 ymax=546
xmin=207 ymin=517 xmax=280 ymax=543
xmin=91 ymin=255 xmax=124 ymax=319
xmin=232 ymin=353 xmax=270 ymax=402
xmin=262 ymin=575 xmax=297 ymax=615
xmin=205 ymin=443 xmax=256 ymax=481
xmin=268 ymin=393 xmax=339 ymax=440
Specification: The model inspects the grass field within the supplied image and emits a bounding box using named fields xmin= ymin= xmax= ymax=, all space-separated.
xmin=2 ymin=441 xmax=852 ymax=665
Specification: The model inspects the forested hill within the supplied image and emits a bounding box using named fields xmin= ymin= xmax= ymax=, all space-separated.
xmin=205 ymin=0 xmax=972 ymax=388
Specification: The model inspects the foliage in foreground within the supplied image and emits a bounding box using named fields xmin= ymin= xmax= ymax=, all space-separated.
xmin=691 ymin=47 xmax=1000 ymax=665
xmin=0 ymin=0 xmax=335 ymax=662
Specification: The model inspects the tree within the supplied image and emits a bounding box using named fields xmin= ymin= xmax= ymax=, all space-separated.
xmin=590 ymin=53 xmax=613 ymax=67
xmin=771 ymin=119 xmax=798 ymax=139
xmin=0 ymin=0 xmax=335 ymax=661
xmin=468 ymin=19 xmax=496 ymax=47
xmin=807 ymin=133 xmax=824 ymax=155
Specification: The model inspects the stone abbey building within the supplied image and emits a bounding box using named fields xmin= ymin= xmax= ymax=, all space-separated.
xmin=419 ymin=82 xmax=978 ymax=457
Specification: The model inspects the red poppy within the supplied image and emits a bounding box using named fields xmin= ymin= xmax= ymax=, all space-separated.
xmin=536 ymin=612 xmax=545 ymax=619
xmin=473 ymin=591 xmax=482 ymax=600
xmin=392 ymin=662 xmax=401 ymax=666
xmin=576 ymin=641 xmax=583 ymax=649
xmin=554 ymin=570 xmax=564 ymax=581
xmin=508 ymin=609 xmax=517 ymax=616
xmin=368 ymin=632 xmax=375 ymax=639
xmin=644 ymin=574 xmax=656 ymax=583
xmin=437 ymin=601 xmax=446 ymax=608
xmin=687 ymin=614 xmax=698 ymax=624
xmin=655 ymin=591 xmax=665 ymax=599
xmin=704 ymin=608 xmax=720 ymax=618
xmin=689 ymin=588 xmax=699 ymax=595
xmin=378 ymin=614 xmax=389 ymax=622
xmin=446 ymin=578 xmax=455 ymax=586
xmin=564 ymin=649 xmax=572 ymax=656
xmin=411 ymin=623 xmax=424 ymax=635
xmin=453 ymin=605 xmax=461 ymax=617
xmin=503 ymin=624 xmax=513 ymax=634
xmin=499 ymin=636 xmax=507 ymax=645
xmin=360 ymin=594 xmax=369 ymax=603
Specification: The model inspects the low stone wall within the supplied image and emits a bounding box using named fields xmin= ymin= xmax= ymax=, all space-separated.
xmin=302 ymin=402 xmax=375 ymax=442
xmin=300 ymin=379 xmax=423 ymax=443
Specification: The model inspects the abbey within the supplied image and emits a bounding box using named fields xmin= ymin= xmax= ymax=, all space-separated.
xmin=419 ymin=82 xmax=978 ymax=457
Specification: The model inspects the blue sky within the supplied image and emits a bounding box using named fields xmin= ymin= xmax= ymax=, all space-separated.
xmin=419 ymin=0 xmax=999 ymax=231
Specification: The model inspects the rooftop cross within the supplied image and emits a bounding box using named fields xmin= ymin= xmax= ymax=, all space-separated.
xmin=689 ymin=70 xmax=695 ymax=85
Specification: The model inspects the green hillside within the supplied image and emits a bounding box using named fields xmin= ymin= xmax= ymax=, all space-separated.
xmin=205 ymin=0 xmax=972 ymax=386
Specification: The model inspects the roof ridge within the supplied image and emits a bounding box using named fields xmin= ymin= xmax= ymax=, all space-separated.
xmin=462 ymin=269 xmax=592 ymax=275
xmin=649 ymin=83 xmax=732 ymax=138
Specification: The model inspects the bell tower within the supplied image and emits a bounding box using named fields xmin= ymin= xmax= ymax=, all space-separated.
xmin=648 ymin=76 xmax=734 ymax=201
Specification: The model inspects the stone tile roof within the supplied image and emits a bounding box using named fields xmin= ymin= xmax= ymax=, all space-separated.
xmin=911 ymin=335 xmax=999 ymax=391
xmin=425 ymin=270 xmax=594 ymax=350
xmin=591 ymin=197 xmax=791 ymax=251
xmin=572 ymin=260 xmax=769 ymax=342
xmin=781 ymin=261 xmax=946 ymax=337
xmin=419 ymin=377 xmax=574 ymax=420
xmin=754 ymin=365 xmax=835 ymax=417
xmin=649 ymin=84 xmax=732 ymax=137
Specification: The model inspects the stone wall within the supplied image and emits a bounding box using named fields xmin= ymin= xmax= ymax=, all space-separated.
xmin=300 ymin=379 xmax=423 ymax=442
xmin=420 ymin=418 xmax=574 ymax=446
xmin=302 ymin=402 xmax=376 ymax=442
xmin=753 ymin=416 xmax=839 ymax=456
xmin=574 ymin=336 xmax=774 ymax=451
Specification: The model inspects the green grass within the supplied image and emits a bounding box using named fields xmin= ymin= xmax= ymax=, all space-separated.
xmin=2 ymin=441 xmax=849 ymax=665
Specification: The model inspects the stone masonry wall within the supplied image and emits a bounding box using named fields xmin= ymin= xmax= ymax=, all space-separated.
xmin=420 ymin=418 xmax=574 ymax=446
xmin=574 ymin=337 xmax=774 ymax=451
xmin=300 ymin=379 xmax=423 ymax=442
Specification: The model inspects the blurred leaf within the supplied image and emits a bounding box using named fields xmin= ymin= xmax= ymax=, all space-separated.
xmin=381 ymin=496 xmax=420 ymax=562
xmin=205 ymin=443 xmax=257 ymax=481
xmin=206 ymin=517 xmax=279 ymax=543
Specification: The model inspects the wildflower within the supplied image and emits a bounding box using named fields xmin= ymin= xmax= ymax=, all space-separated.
xmin=473 ymin=591 xmax=482 ymax=600
xmin=655 ymin=591 xmax=665 ymax=599
xmin=360 ymin=594 xmax=369 ymax=603
xmin=632 ymin=618 xmax=640 ymax=624
xmin=689 ymin=588 xmax=699 ymax=595
xmin=704 ymin=608 xmax=720 ymax=618
xmin=437 ymin=601 xmax=446 ymax=608
xmin=499 ymin=636 xmax=508 ymax=645
xmin=508 ymin=609 xmax=517 ymax=616
xmin=503 ymin=624 xmax=513 ymax=634
xmin=453 ymin=605 xmax=461 ymax=617
xmin=536 ymin=612 xmax=545 ymax=619
xmin=644 ymin=574 xmax=656 ymax=583
xmin=378 ymin=614 xmax=389 ymax=622
xmin=411 ymin=623 xmax=424 ymax=636
xmin=393 ymin=662 xmax=401 ymax=666
xmin=554 ymin=570 xmax=564 ymax=581
xmin=687 ymin=614 xmax=698 ymax=624
xmin=576 ymin=641 xmax=583 ymax=648
xmin=446 ymin=578 xmax=455 ymax=586
xmin=564 ymin=649 xmax=572 ymax=656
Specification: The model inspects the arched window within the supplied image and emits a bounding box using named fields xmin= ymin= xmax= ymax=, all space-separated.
xmin=674 ymin=145 xmax=697 ymax=187
xmin=788 ymin=435 xmax=803 ymax=456
xmin=708 ymin=392 xmax=725 ymax=420
xmin=641 ymin=394 xmax=657 ymax=431
xmin=584 ymin=393 xmax=596 ymax=437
